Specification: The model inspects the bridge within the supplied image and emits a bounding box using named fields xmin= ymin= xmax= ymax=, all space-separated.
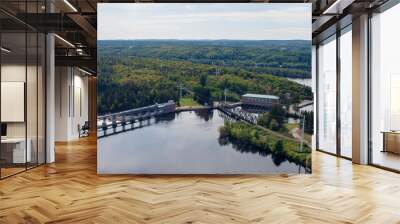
xmin=218 ymin=105 xmax=258 ymax=125
xmin=97 ymin=100 xmax=251 ymax=138
xmin=97 ymin=101 xmax=304 ymax=146
xmin=97 ymin=101 xmax=176 ymax=138
xmin=219 ymin=101 xmax=243 ymax=109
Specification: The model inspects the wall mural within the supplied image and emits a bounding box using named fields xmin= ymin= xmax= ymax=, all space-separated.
xmin=97 ymin=3 xmax=313 ymax=174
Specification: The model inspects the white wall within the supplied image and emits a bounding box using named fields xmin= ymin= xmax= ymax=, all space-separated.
xmin=1 ymin=64 xmax=28 ymax=138
xmin=72 ymin=72 xmax=89 ymax=138
xmin=1 ymin=64 xmax=26 ymax=81
xmin=1 ymin=63 xmax=46 ymax=164
xmin=55 ymin=67 xmax=69 ymax=141
xmin=55 ymin=67 xmax=89 ymax=141
xmin=1 ymin=64 xmax=36 ymax=137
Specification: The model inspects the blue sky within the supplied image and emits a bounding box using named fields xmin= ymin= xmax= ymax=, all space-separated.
xmin=98 ymin=3 xmax=311 ymax=40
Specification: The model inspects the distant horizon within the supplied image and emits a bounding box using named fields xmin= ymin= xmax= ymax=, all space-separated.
xmin=98 ymin=3 xmax=311 ymax=41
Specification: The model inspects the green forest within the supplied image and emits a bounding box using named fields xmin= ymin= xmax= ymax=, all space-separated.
xmin=219 ymin=121 xmax=311 ymax=169
xmin=98 ymin=40 xmax=312 ymax=114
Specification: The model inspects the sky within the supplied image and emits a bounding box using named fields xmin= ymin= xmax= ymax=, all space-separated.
xmin=98 ymin=3 xmax=311 ymax=41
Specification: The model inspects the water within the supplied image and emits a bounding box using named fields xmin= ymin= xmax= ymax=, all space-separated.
xmin=98 ymin=110 xmax=307 ymax=174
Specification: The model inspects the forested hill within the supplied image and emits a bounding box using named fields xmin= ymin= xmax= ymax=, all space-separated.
xmin=98 ymin=40 xmax=312 ymax=115
xmin=98 ymin=39 xmax=311 ymax=79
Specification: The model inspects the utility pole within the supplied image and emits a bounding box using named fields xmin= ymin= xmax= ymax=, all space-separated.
xmin=179 ymin=83 xmax=182 ymax=103
xmin=300 ymin=113 xmax=305 ymax=152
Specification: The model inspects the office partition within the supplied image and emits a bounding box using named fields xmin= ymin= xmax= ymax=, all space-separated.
xmin=0 ymin=1 xmax=46 ymax=179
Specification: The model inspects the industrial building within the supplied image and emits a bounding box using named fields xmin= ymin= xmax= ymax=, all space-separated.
xmin=241 ymin=93 xmax=280 ymax=108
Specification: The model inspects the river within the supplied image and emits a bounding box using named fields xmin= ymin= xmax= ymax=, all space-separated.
xmin=98 ymin=109 xmax=308 ymax=174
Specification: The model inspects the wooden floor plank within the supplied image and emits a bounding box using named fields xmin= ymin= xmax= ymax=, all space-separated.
xmin=0 ymin=136 xmax=400 ymax=223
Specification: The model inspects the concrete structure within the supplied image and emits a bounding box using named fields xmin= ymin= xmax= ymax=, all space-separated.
xmin=97 ymin=101 xmax=176 ymax=138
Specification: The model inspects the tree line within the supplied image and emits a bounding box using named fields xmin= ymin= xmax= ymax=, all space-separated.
xmin=98 ymin=40 xmax=313 ymax=115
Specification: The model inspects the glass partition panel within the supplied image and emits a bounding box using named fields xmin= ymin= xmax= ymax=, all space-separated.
xmin=0 ymin=1 xmax=46 ymax=179
xmin=317 ymin=35 xmax=337 ymax=154
xmin=339 ymin=28 xmax=352 ymax=158
xmin=371 ymin=4 xmax=400 ymax=171
xmin=38 ymin=32 xmax=46 ymax=165
xmin=0 ymin=14 xmax=2 ymax=178
xmin=1 ymin=31 xmax=27 ymax=177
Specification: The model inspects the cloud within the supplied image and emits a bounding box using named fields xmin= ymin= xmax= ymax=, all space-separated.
xmin=98 ymin=3 xmax=311 ymax=40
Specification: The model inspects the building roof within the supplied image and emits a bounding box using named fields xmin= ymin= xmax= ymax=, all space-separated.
xmin=297 ymin=100 xmax=313 ymax=108
xmin=242 ymin=93 xmax=279 ymax=100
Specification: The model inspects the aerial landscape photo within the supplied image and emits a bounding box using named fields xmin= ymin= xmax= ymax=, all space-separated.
xmin=97 ymin=3 xmax=313 ymax=174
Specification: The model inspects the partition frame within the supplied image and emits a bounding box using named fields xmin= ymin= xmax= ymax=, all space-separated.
xmin=315 ymin=32 xmax=339 ymax=157
xmin=315 ymin=0 xmax=400 ymax=173
xmin=0 ymin=1 xmax=47 ymax=180
xmin=367 ymin=1 xmax=400 ymax=173
xmin=315 ymin=23 xmax=353 ymax=161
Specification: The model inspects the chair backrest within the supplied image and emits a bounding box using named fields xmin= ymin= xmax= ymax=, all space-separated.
xmin=82 ymin=121 xmax=90 ymax=129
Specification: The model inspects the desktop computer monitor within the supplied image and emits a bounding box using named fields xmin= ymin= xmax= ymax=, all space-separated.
xmin=1 ymin=123 xmax=7 ymax=137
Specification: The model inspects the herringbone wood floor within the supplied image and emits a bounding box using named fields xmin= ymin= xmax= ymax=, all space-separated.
xmin=1 ymin=136 xmax=400 ymax=224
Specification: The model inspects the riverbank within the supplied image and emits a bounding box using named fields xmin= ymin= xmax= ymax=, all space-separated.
xmin=176 ymin=105 xmax=214 ymax=112
xmin=219 ymin=121 xmax=311 ymax=170
xmin=98 ymin=110 xmax=307 ymax=174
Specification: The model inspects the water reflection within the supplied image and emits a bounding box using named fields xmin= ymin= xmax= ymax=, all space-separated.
xmin=219 ymin=134 xmax=295 ymax=167
xmin=98 ymin=109 xmax=308 ymax=174
xmin=194 ymin=109 xmax=214 ymax=121
xmin=154 ymin=112 xmax=175 ymax=123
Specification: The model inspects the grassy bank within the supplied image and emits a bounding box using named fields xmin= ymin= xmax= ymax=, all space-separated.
xmin=179 ymin=97 xmax=201 ymax=107
xmin=219 ymin=121 xmax=311 ymax=169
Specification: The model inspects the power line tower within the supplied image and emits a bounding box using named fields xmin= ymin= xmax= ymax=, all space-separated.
xmin=177 ymin=83 xmax=183 ymax=104
xmin=224 ymin=88 xmax=227 ymax=105
xmin=214 ymin=61 xmax=224 ymax=77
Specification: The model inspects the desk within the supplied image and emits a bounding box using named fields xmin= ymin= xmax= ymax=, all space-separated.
xmin=1 ymin=138 xmax=31 ymax=163
xmin=382 ymin=131 xmax=400 ymax=154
